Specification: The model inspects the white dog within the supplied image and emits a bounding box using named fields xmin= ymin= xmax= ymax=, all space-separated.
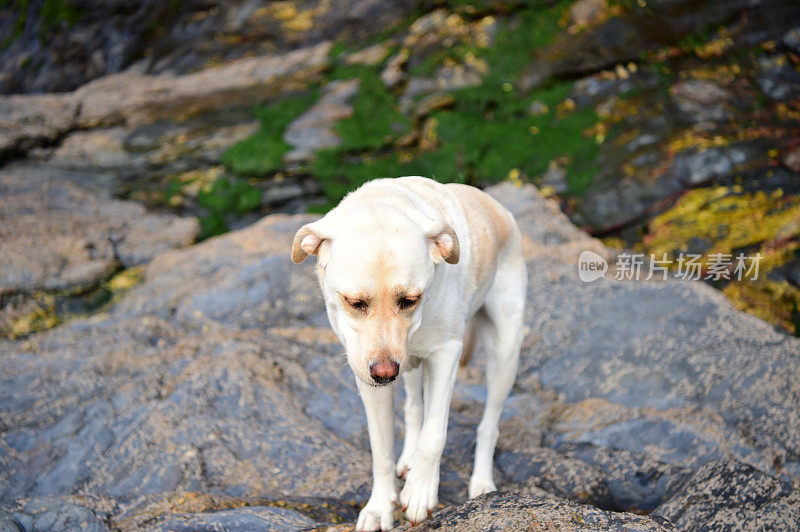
xmin=291 ymin=176 xmax=526 ymax=530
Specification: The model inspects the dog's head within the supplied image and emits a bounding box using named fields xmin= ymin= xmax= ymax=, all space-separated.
xmin=291 ymin=208 xmax=458 ymax=386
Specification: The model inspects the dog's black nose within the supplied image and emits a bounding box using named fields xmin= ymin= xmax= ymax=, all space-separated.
xmin=370 ymin=360 xmax=399 ymax=384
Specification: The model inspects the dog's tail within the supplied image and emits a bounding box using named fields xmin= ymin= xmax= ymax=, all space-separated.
xmin=459 ymin=314 xmax=479 ymax=367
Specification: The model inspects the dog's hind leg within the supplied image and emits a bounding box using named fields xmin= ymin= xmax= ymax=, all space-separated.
xmin=397 ymin=363 xmax=423 ymax=478
xmin=468 ymin=250 xmax=526 ymax=499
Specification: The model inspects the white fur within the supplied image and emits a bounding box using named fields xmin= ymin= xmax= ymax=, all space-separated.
xmin=291 ymin=176 xmax=527 ymax=530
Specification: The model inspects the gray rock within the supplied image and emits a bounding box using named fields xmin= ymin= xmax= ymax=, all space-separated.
xmin=556 ymin=443 xmax=693 ymax=513
xmin=496 ymin=448 xmax=613 ymax=507
xmin=153 ymin=506 xmax=319 ymax=531
xmin=76 ymin=42 xmax=332 ymax=129
xmin=756 ymin=54 xmax=800 ymax=101
xmin=0 ymin=162 xmax=199 ymax=293
xmin=784 ymin=27 xmax=800 ymax=55
xmin=0 ymin=94 xmax=77 ymax=157
xmin=0 ymin=500 xmax=109 ymax=532
xmin=521 ymin=0 xmax=800 ymax=90
xmin=0 ymin=0 xmax=419 ymax=95
xmin=396 ymin=491 xmax=672 ymax=530
xmin=654 ymin=460 xmax=800 ymax=529
xmin=670 ymin=79 xmax=732 ymax=123
xmin=541 ymin=160 xmax=569 ymax=194
xmin=283 ymin=79 xmax=360 ymax=163
xmin=672 ymin=147 xmax=734 ymax=185
xmin=2 ymin=182 xmax=800 ymax=531
xmin=0 ymin=509 xmax=24 ymax=532
xmin=344 ymin=42 xmax=394 ymax=66
xmin=0 ymin=42 xmax=331 ymax=157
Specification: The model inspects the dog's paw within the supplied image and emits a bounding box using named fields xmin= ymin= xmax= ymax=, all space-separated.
xmin=356 ymin=493 xmax=396 ymax=532
xmin=396 ymin=450 xmax=413 ymax=479
xmin=468 ymin=476 xmax=497 ymax=499
xmin=400 ymin=468 xmax=438 ymax=525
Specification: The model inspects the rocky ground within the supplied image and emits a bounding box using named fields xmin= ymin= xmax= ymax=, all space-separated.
xmin=2 ymin=183 xmax=800 ymax=530
xmin=2 ymin=0 xmax=800 ymax=530
xmin=2 ymin=0 xmax=799 ymax=336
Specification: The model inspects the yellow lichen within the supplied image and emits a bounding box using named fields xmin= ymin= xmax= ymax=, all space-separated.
xmin=107 ymin=267 xmax=143 ymax=292
xmin=643 ymin=186 xmax=800 ymax=334
xmin=6 ymin=294 xmax=61 ymax=339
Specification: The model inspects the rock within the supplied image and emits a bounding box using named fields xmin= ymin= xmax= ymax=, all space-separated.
xmin=756 ymin=54 xmax=800 ymax=102
xmin=0 ymin=93 xmax=77 ymax=158
xmin=521 ymin=0 xmax=800 ymax=90
xmin=0 ymin=509 xmax=23 ymax=532
xmin=0 ymin=42 xmax=331 ymax=159
xmin=283 ymin=79 xmax=360 ymax=163
xmin=653 ymin=460 xmax=800 ymax=529
xmin=528 ymin=100 xmax=549 ymax=116
xmin=0 ymin=0 xmax=422 ymax=95
xmin=344 ymin=41 xmax=394 ymax=66
xmin=570 ymin=0 xmax=608 ymax=28
xmin=152 ymin=506 xmax=320 ymax=531
xmin=75 ymin=42 xmax=332 ymax=128
xmin=783 ymin=145 xmax=800 ymax=173
xmin=434 ymin=61 xmax=485 ymax=91
xmin=671 ymin=146 xmax=750 ymax=185
xmin=0 ymin=162 xmax=199 ymax=293
xmin=496 ymin=447 xmax=613 ymax=507
xmin=381 ymin=48 xmax=409 ymax=88
xmin=541 ymin=159 xmax=569 ymax=194
xmin=783 ymin=26 xmax=800 ymax=55
xmin=570 ymin=71 xmax=638 ymax=108
xmin=556 ymin=442 xmax=693 ymax=513
xmin=396 ymin=491 xmax=672 ymax=530
xmin=0 ymin=500 xmax=107 ymax=532
xmin=2 ymin=180 xmax=800 ymax=531
xmin=50 ymin=128 xmax=133 ymax=169
xmin=670 ymin=79 xmax=732 ymax=123
xmin=414 ymin=92 xmax=455 ymax=118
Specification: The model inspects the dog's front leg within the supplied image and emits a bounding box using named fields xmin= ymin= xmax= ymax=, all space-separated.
xmin=396 ymin=364 xmax=422 ymax=479
xmin=400 ymin=340 xmax=461 ymax=524
xmin=355 ymin=378 xmax=397 ymax=532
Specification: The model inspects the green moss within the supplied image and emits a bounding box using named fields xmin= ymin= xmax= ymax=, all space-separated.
xmin=2 ymin=0 xmax=29 ymax=49
xmin=40 ymin=0 xmax=82 ymax=32
xmin=309 ymin=1 xmax=598 ymax=205
xmin=479 ymin=1 xmax=569 ymax=86
xmin=335 ymin=70 xmax=412 ymax=151
xmin=224 ymin=1 xmax=597 ymax=208
xmin=197 ymin=177 xmax=262 ymax=239
xmin=220 ymin=90 xmax=319 ymax=177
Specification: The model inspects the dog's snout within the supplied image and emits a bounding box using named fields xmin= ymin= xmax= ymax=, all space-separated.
xmin=369 ymin=359 xmax=400 ymax=384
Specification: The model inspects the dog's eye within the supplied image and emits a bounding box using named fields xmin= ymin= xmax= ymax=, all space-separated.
xmin=398 ymin=295 xmax=420 ymax=310
xmin=344 ymin=297 xmax=368 ymax=312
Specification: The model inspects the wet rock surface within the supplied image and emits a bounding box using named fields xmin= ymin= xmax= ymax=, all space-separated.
xmin=2 ymin=183 xmax=799 ymax=529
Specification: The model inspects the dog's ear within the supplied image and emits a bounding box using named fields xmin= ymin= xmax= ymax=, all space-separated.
xmin=428 ymin=223 xmax=459 ymax=265
xmin=291 ymin=223 xmax=330 ymax=265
